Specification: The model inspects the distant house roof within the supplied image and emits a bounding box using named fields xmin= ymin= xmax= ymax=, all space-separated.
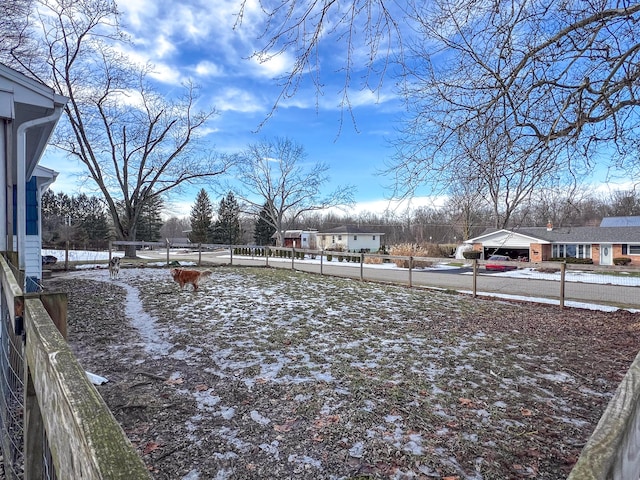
xmin=600 ymin=216 xmax=640 ymax=227
xmin=468 ymin=226 xmax=640 ymax=244
xmin=273 ymin=230 xmax=317 ymax=239
xmin=167 ymin=237 xmax=191 ymax=245
xmin=318 ymin=225 xmax=385 ymax=235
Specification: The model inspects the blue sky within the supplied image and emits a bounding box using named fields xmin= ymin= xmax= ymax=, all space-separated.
xmin=41 ymin=0 xmax=441 ymax=218
xmin=40 ymin=0 xmax=633 ymax=219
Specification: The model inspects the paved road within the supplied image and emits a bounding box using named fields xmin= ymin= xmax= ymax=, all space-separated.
xmin=141 ymin=250 xmax=639 ymax=310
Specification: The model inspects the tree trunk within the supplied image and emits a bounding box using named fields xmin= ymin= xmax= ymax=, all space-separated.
xmin=124 ymin=244 xmax=137 ymax=258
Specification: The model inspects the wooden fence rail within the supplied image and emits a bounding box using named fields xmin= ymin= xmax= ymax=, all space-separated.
xmin=0 ymin=255 xmax=150 ymax=479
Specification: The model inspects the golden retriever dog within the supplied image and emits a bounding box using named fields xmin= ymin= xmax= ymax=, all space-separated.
xmin=170 ymin=268 xmax=212 ymax=291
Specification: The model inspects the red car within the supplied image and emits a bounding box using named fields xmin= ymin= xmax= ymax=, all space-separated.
xmin=485 ymin=255 xmax=518 ymax=271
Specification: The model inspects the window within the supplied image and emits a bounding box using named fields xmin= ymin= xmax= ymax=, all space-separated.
xmin=629 ymin=244 xmax=640 ymax=255
xmin=373 ymin=235 xmax=376 ymax=240
xmin=552 ymin=244 xmax=591 ymax=258
xmin=354 ymin=235 xmax=357 ymax=240
xmin=338 ymin=235 xmax=342 ymax=240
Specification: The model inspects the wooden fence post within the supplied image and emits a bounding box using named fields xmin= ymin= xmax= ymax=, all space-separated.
xmin=65 ymin=240 xmax=70 ymax=271
xmin=320 ymin=250 xmax=324 ymax=275
xmin=472 ymin=259 xmax=478 ymax=297
xmin=360 ymin=253 xmax=364 ymax=281
xmin=409 ymin=256 xmax=413 ymax=287
xmin=39 ymin=292 xmax=68 ymax=340
xmin=560 ymin=262 xmax=566 ymax=309
xmin=166 ymin=240 xmax=170 ymax=266
xmin=24 ymin=371 xmax=43 ymax=480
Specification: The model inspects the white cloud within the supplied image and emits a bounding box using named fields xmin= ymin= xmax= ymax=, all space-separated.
xmin=210 ymin=87 xmax=264 ymax=113
xmin=193 ymin=60 xmax=225 ymax=78
xmin=118 ymin=0 xmax=159 ymax=29
xmin=154 ymin=35 xmax=177 ymax=59
xmin=249 ymin=52 xmax=294 ymax=78
xmin=147 ymin=62 xmax=184 ymax=85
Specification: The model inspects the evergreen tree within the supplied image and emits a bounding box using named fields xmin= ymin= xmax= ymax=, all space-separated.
xmin=189 ymin=189 xmax=214 ymax=244
xmin=213 ymin=192 xmax=242 ymax=245
xmin=42 ymin=190 xmax=111 ymax=248
xmin=137 ymin=196 xmax=164 ymax=241
xmin=254 ymin=203 xmax=276 ymax=245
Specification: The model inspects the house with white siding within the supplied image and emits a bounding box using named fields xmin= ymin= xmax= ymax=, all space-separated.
xmin=317 ymin=225 xmax=384 ymax=252
xmin=1 ymin=63 xmax=67 ymax=291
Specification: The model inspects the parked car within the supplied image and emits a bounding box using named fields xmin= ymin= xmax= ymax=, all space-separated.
xmin=485 ymin=255 xmax=518 ymax=272
xmin=42 ymin=255 xmax=58 ymax=265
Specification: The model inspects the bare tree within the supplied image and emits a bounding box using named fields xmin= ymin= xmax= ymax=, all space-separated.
xmin=0 ymin=0 xmax=35 ymax=67
xmin=160 ymin=217 xmax=192 ymax=241
xmin=245 ymin=0 xmax=640 ymax=190
xmin=234 ymin=137 xmax=355 ymax=246
xmin=11 ymin=0 xmax=231 ymax=257
xmin=237 ymin=0 xmax=404 ymax=129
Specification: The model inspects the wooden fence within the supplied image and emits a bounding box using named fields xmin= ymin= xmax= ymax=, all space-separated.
xmin=0 ymin=254 xmax=150 ymax=479
xmin=567 ymin=348 xmax=640 ymax=479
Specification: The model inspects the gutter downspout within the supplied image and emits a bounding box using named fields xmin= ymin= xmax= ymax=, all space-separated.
xmin=0 ymin=120 xmax=7 ymax=250
xmin=16 ymin=106 xmax=63 ymax=273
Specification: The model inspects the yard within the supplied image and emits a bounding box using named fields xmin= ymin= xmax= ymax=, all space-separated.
xmin=47 ymin=266 xmax=640 ymax=480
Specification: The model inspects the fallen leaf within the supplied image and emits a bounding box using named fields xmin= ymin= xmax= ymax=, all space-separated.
xmin=165 ymin=377 xmax=183 ymax=385
xmin=274 ymin=419 xmax=297 ymax=432
xmin=256 ymin=377 xmax=268 ymax=384
xmin=443 ymin=476 xmax=459 ymax=480
xmin=459 ymin=397 xmax=474 ymax=407
xmin=521 ymin=408 xmax=533 ymax=416
xmin=194 ymin=384 xmax=209 ymax=391
xmin=313 ymin=415 xmax=340 ymax=429
xmin=143 ymin=442 xmax=163 ymax=455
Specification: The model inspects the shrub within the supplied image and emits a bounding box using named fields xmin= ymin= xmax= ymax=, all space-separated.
xmin=549 ymin=257 xmax=593 ymax=264
xmin=338 ymin=255 xmax=344 ymax=262
xmin=614 ymin=257 xmax=632 ymax=266
xmin=389 ymin=244 xmax=433 ymax=268
xmin=326 ymin=254 xmax=333 ymax=262
xmin=365 ymin=255 xmax=384 ymax=264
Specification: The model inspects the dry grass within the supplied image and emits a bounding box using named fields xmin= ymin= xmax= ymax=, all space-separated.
xmin=50 ymin=266 xmax=640 ymax=480
xmin=388 ymin=243 xmax=436 ymax=268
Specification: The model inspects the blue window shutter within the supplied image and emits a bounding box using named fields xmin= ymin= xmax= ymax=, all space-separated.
xmin=26 ymin=177 xmax=38 ymax=235
xmin=12 ymin=178 xmax=39 ymax=235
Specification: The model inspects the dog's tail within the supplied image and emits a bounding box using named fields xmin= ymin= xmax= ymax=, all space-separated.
xmin=200 ymin=269 xmax=213 ymax=278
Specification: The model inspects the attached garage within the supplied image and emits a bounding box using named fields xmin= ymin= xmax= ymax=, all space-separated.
xmin=464 ymin=229 xmax=550 ymax=261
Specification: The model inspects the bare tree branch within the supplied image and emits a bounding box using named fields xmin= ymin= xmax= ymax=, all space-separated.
xmin=10 ymin=0 xmax=232 ymax=254
xmin=233 ymin=137 xmax=355 ymax=245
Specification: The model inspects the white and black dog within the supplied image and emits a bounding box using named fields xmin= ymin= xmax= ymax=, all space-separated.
xmin=109 ymin=256 xmax=121 ymax=279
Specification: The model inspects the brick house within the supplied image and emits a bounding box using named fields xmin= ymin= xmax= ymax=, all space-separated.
xmin=464 ymin=219 xmax=640 ymax=266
